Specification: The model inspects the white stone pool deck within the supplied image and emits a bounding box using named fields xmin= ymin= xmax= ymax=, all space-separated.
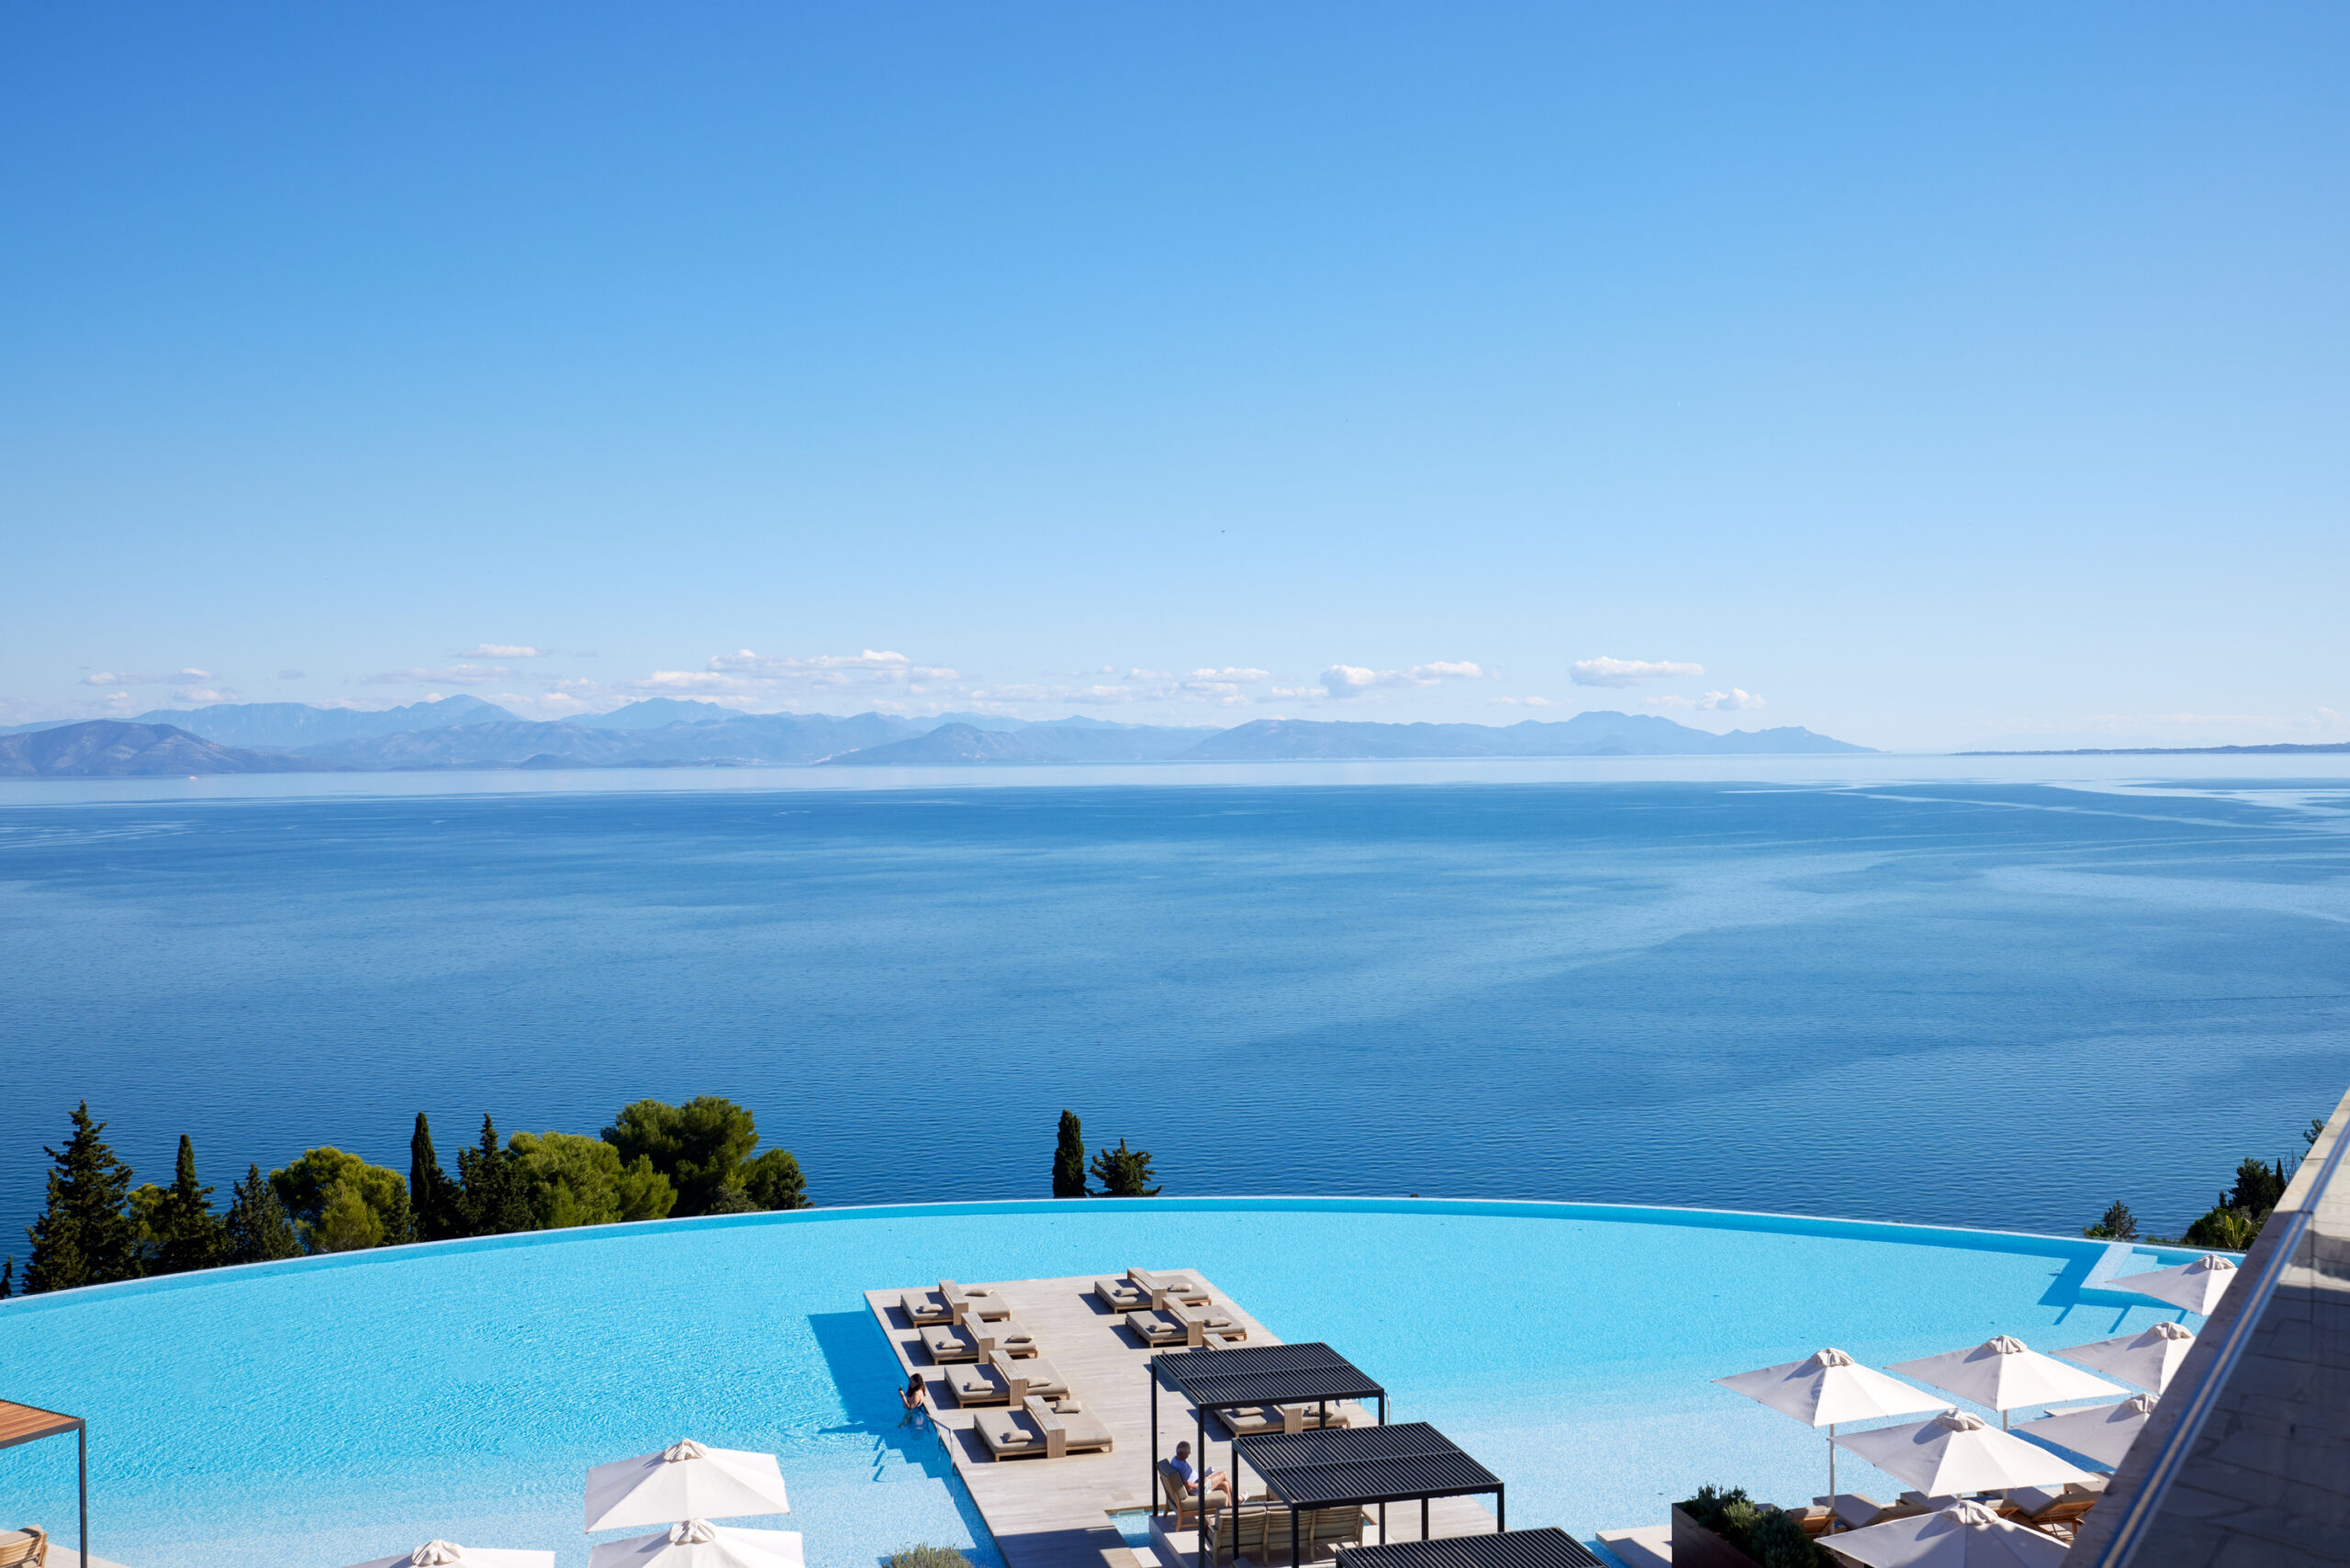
xmin=863 ymin=1271 xmax=1494 ymax=1568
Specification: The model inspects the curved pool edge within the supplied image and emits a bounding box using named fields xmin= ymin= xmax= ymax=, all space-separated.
xmin=0 ymin=1193 xmax=2228 ymax=1316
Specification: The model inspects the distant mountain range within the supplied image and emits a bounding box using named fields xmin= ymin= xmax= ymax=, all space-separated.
xmin=1178 ymin=711 xmax=1869 ymax=760
xmin=0 ymin=722 xmax=318 ymax=777
xmin=0 ymin=700 xmax=1874 ymax=776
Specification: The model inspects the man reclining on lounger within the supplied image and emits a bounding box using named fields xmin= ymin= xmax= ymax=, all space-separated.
xmin=1169 ymin=1441 xmax=1233 ymax=1509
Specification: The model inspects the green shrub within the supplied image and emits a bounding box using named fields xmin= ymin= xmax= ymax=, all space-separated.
xmin=885 ymin=1547 xmax=972 ymax=1568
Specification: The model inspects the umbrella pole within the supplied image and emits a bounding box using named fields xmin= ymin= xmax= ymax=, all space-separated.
xmin=1827 ymin=1425 xmax=1836 ymax=1530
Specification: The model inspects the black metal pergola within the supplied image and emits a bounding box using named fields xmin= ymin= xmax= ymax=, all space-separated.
xmin=1150 ymin=1340 xmax=1390 ymax=1510
xmin=1235 ymin=1422 xmax=1505 ymax=1568
xmin=1336 ymin=1527 xmax=1605 ymax=1568
xmin=0 ymin=1399 xmax=87 ymax=1568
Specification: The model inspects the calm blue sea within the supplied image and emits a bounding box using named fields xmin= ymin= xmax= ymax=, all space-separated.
xmin=2 ymin=760 xmax=2344 ymax=1249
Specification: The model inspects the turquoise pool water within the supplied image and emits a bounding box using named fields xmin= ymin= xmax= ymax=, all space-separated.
xmin=0 ymin=1199 xmax=2206 ymax=1568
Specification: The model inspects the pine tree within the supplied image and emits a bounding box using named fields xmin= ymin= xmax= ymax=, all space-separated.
xmin=0 ymin=1257 xmax=14 ymax=1299
xmin=25 ymin=1102 xmax=140 ymax=1293
xmin=1088 ymin=1138 xmax=1162 ymax=1198
xmin=410 ymin=1112 xmax=456 ymax=1242
xmin=224 ymin=1163 xmax=302 ymax=1264
xmin=1052 ymin=1110 xmax=1089 ymax=1198
xmin=2083 ymin=1200 xmax=2138 ymax=1240
xmin=454 ymin=1114 xmax=534 ymax=1237
xmin=151 ymin=1135 xmax=229 ymax=1274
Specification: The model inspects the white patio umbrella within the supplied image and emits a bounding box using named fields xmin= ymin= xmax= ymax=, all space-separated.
xmin=2014 ymin=1393 xmax=2158 ymax=1470
xmin=2053 ymin=1321 xmax=2195 ymax=1393
xmin=1833 ymin=1409 xmax=2098 ymax=1497
xmin=586 ymin=1441 xmax=793 ymax=1534
xmin=344 ymin=1543 xmax=554 ymax=1568
xmin=2115 ymin=1253 xmax=2236 ymax=1316
xmin=588 ymin=1520 xmax=805 ymax=1568
xmin=1716 ymin=1348 xmax=1949 ymax=1499
xmin=1886 ymin=1336 xmax=2125 ymax=1427
xmin=1817 ymin=1500 xmax=2068 ymax=1568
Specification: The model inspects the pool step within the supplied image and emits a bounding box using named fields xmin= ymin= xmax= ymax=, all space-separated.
xmin=1595 ymin=1526 xmax=1670 ymax=1568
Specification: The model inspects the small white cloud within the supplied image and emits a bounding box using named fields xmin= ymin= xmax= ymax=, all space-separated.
xmin=1318 ymin=661 xmax=1484 ymax=698
xmin=456 ymin=644 xmax=550 ymax=659
xmin=277 ymin=669 xmax=306 ymax=681
xmin=1490 ymin=696 xmax=1560 ymax=708
xmin=1642 ymin=689 xmax=1764 ymax=711
xmin=1190 ymin=667 xmax=1273 ymax=683
xmin=1571 ymin=656 xmax=1706 ymax=689
xmin=361 ymin=665 xmax=511 ymax=686
xmin=173 ymin=687 xmax=230 ymax=704
xmin=82 ymin=668 xmax=205 ymax=688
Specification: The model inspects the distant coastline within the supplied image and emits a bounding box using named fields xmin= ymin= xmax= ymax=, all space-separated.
xmin=1958 ymin=742 xmax=2350 ymax=756
xmin=0 ymin=699 xmax=1876 ymax=778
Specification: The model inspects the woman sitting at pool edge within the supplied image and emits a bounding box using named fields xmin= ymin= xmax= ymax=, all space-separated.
xmin=900 ymin=1372 xmax=929 ymax=1427
xmin=1169 ymin=1441 xmax=1232 ymax=1507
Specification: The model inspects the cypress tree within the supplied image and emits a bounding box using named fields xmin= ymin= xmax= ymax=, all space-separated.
xmin=25 ymin=1102 xmax=140 ymax=1293
xmin=152 ymin=1135 xmax=229 ymax=1274
xmin=224 ymin=1162 xmax=302 ymax=1264
xmin=454 ymin=1114 xmax=533 ymax=1237
xmin=409 ymin=1113 xmax=456 ymax=1242
xmin=0 ymin=1257 xmax=13 ymax=1299
xmin=1052 ymin=1110 xmax=1089 ymax=1197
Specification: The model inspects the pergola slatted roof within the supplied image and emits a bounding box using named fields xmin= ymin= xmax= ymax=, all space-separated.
xmin=1235 ymin=1423 xmax=1503 ymax=1510
xmin=1154 ymin=1341 xmax=1386 ymax=1410
xmin=1337 ymin=1529 xmax=1605 ymax=1568
xmin=0 ymin=1401 xmax=82 ymax=1451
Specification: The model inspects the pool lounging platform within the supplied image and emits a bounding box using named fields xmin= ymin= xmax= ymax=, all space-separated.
xmin=863 ymin=1274 xmax=1495 ymax=1568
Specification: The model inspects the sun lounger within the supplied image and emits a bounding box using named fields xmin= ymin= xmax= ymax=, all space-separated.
xmin=1816 ymin=1495 xmax=1922 ymax=1531
xmin=942 ymin=1279 xmax=1011 ymax=1322
xmin=901 ymin=1279 xmax=1009 ymax=1326
xmin=962 ymin=1316 xmax=1038 ymax=1358
xmin=975 ymin=1393 xmax=1113 ymax=1460
xmin=0 ymin=1529 xmax=47 ymax=1568
xmin=948 ymin=1350 xmax=1071 ymax=1406
xmin=1095 ymin=1275 xmax=1153 ymax=1311
xmin=1173 ymin=1301 xmax=1246 ymax=1340
xmin=2009 ymin=1484 xmax=2098 ymax=1540
xmin=921 ymin=1321 xmax=986 ymax=1362
xmin=1129 ymin=1267 xmax=1211 ymax=1305
xmin=1214 ymin=1401 xmax=1353 ymax=1438
xmin=1788 ymin=1506 xmax=1833 ymax=1540
xmin=1126 ymin=1308 xmax=1240 ymax=1348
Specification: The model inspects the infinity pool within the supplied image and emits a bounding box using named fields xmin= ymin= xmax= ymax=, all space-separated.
xmin=0 ymin=1199 xmax=2205 ymax=1568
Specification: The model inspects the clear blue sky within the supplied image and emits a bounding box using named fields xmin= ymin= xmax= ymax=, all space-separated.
xmin=3 ymin=3 xmax=2344 ymax=749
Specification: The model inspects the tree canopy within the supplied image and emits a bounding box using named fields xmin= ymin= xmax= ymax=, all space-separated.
xmin=1053 ymin=1111 xmax=1088 ymax=1197
xmin=510 ymin=1130 xmax=677 ymax=1227
xmin=225 ymin=1162 xmax=301 ymax=1265
xmin=26 ymin=1102 xmax=140 ymax=1293
xmin=270 ymin=1148 xmax=414 ymax=1253
xmin=602 ymin=1096 xmax=762 ymax=1215
xmin=133 ymin=1135 xmax=228 ymax=1274
xmin=1089 ymin=1137 xmax=1161 ymax=1198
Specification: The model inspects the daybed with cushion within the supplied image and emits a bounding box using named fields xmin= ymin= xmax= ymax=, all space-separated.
xmin=901 ymin=1280 xmax=1010 ymax=1327
xmin=1214 ymin=1401 xmax=1353 ymax=1438
xmin=923 ymin=1316 xmax=1038 ymax=1363
xmin=0 ymin=1529 xmax=46 ymax=1568
xmin=949 ymin=1351 xmax=1070 ymax=1407
xmin=1093 ymin=1276 xmax=1152 ymax=1312
xmin=1127 ymin=1302 xmax=1244 ymax=1348
xmin=974 ymin=1394 xmax=1113 ymax=1460
xmin=1129 ymin=1267 xmax=1211 ymax=1305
